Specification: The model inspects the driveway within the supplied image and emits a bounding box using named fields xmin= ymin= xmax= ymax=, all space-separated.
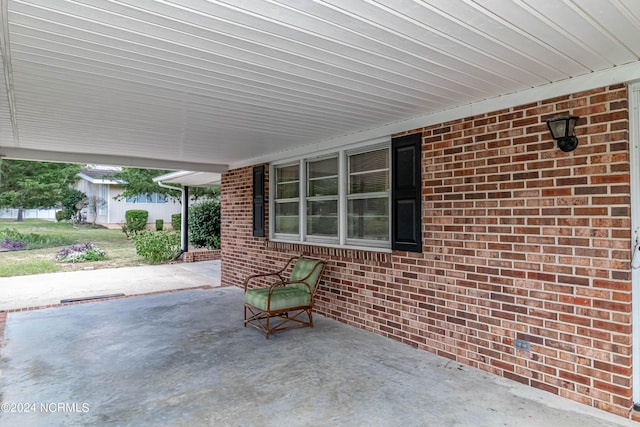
xmin=0 ymin=285 xmax=636 ymax=426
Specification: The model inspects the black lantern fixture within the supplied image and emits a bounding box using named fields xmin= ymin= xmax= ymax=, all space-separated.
xmin=546 ymin=115 xmax=580 ymax=152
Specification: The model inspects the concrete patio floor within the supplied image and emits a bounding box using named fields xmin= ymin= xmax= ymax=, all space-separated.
xmin=0 ymin=286 xmax=636 ymax=426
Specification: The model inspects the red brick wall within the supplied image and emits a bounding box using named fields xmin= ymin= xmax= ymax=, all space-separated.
xmin=182 ymin=249 xmax=221 ymax=262
xmin=221 ymin=84 xmax=633 ymax=418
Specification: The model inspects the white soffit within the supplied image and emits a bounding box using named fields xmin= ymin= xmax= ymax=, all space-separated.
xmin=153 ymin=170 xmax=221 ymax=187
xmin=1 ymin=0 xmax=639 ymax=172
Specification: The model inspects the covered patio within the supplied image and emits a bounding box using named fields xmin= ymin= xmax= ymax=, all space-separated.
xmin=3 ymin=1 xmax=640 ymax=421
xmin=0 ymin=286 xmax=634 ymax=426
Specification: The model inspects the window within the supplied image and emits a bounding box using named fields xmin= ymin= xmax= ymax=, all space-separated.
xmin=274 ymin=164 xmax=300 ymax=235
xmin=271 ymin=143 xmax=391 ymax=249
xmin=307 ymin=156 xmax=338 ymax=240
xmin=347 ymin=148 xmax=389 ymax=243
xmin=99 ymin=185 xmax=108 ymax=215
xmin=125 ymin=193 xmax=168 ymax=204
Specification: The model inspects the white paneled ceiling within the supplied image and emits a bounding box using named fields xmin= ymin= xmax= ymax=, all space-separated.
xmin=1 ymin=0 xmax=640 ymax=172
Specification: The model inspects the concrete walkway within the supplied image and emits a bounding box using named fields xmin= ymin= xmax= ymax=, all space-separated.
xmin=0 ymin=260 xmax=220 ymax=311
xmin=0 ymin=286 xmax=636 ymax=426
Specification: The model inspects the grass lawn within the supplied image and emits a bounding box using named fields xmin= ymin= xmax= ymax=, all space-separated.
xmin=0 ymin=219 xmax=146 ymax=277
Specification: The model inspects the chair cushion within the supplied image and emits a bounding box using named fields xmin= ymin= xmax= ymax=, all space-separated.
xmin=244 ymin=286 xmax=311 ymax=311
xmin=288 ymin=257 xmax=323 ymax=292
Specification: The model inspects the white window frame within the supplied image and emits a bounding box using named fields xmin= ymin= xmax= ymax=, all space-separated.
xmin=345 ymin=145 xmax=391 ymax=247
xmin=99 ymin=184 xmax=108 ymax=216
xmin=305 ymin=154 xmax=340 ymax=245
xmin=125 ymin=193 xmax=168 ymax=204
xmin=270 ymin=139 xmax=391 ymax=251
xmin=272 ymin=161 xmax=301 ymax=240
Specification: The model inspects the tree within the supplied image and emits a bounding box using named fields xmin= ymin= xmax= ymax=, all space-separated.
xmin=111 ymin=168 xmax=176 ymax=201
xmin=191 ymin=185 xmax=220 ymax=200
xmin=112 ymin=167 xmax=219 ymax=202
xmin=0 ymin=159 xmax=82 ymax=221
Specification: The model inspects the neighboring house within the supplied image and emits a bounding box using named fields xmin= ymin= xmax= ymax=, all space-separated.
xmin=76 ymin=166 xmax=181 ymax=227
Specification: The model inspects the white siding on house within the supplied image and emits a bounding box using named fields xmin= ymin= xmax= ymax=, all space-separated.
xmin=110 ymin=194 xmax=182 ymax=226
xmin=75 ymin=175 xmax=182 ymax=226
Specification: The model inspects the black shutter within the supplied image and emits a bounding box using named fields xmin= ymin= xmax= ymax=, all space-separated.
xmin=252 ymin=165 xmax=265 ymax=237
xmin=392 ymin=133 xmax=422 ymax=252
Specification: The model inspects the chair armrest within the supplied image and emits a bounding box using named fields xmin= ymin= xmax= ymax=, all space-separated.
xmin=243 ymin=272 xmax=283 ymax=292
xmin=267 ymin=280 xmax=288 ymax=295
xmin=242 ymin=256 xmax=300 ymax=292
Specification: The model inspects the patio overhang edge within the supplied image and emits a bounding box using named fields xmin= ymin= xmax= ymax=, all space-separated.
xmin=0 ymin=148 xmax=228 ymax=174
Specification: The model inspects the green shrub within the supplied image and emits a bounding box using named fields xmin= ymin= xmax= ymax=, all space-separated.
xmin=171 ymin=213 xmax=181 ymax=231
xmin=188 ymin=199 xmax=220 ymax=249
xmin=133 ymin=230 xmax=180 ymax=264
xmin=21 ymin=233 xmax=74 ymax=249
xmin=0 ymin=228 xmax=23 ymax=241
xmin=55 ymin=210 xmax=66 ymax=222
xmin=155 ymin=219 xmax=164 ymax=231
xmin=125 ymin=210 xmax=148 ymax=234
xmin=0 ymin=227 xmax=73 ymax=250
xmin=0 ymin=228 xmax=25 ymax=250
xmin=61 ymin=189 xmax=87 ymax=222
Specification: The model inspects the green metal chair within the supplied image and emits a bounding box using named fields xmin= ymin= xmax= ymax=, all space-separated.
xmin=243 ymin=255 xmax=326 ymax=338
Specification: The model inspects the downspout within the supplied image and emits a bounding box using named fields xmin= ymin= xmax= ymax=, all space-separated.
xmin=182 ymin=186 xmax=189 ymax=256
xmin=156 ymin=181 xmax=188 ymax=257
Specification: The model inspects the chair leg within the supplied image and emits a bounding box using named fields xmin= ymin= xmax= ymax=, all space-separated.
xmin=243 ymin=305 xmax=247 ymax=327
xmin=266 ymin=313 xmax=271 ymax=339
xmin=245 ymin=305 xmax=315 ymax=338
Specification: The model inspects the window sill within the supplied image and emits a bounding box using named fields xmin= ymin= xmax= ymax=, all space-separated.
xmin=266 ymin=238 xmax=392 ymax=263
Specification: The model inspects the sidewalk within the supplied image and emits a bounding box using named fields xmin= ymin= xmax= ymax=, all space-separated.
xmin=0 ymin=260 xmax=221 ymax=311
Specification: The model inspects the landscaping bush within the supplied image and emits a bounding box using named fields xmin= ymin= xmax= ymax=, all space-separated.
xmin=0 ymin=227 xmax=73 ymax=251
xmin=188 ymin=199 xmax=220 ymax=249
xmin=132 ymin=230 xmax=180 ymax=264
xmin=171 ymin=213 xmax=181 ymax=231
xmin=55 ymin=210 xmax=66 ymax=222
xmin=0 ymin=227 xmax=24 ymax=241
xmin=1 ymin=228 xmax=29 ymax=251
xmin=55 ymin=242 xmax=107 ymax=263
xmin=61 ymin=189 xmax=87 ymax=222
xmin=125 ymin=210 xmax=148 ymax=234
xmin=1 ymin=236 xmax=26 ymax=251
xmin=155 ymin=219 xmax=164 ymax=231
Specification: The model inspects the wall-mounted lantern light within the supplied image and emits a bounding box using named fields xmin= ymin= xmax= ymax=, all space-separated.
xmin=546 ymin=115 xmax=580 ymax=152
